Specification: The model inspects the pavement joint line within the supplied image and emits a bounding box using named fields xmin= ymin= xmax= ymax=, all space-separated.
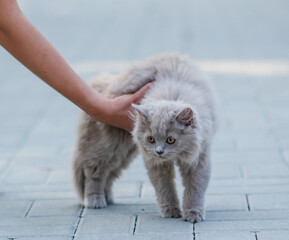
xmin=238 ymin=165 xmax=245 ymax=179
xmin=138 ymin=182 xmax=143 ymax=198
xmin=255 ymin=232 xmax=259 ymax=240
xmin=72 ymin=206 xmax=85 ymax=239
xmin=245 ymin=195 xmax=251 ymax=211
xmin=24 ymin=200 xmax=35 ymax=218
xmin=132 ymin=215 xmax=138 ymax=235
xmin=193 ymin=223 xmax=196 ymax=240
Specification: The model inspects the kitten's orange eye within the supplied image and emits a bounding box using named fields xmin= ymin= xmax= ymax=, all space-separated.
xmin=166 ymin=137 xmax=176 ymax=144
xmin=147 ymin=136 xmax=155 ymax=143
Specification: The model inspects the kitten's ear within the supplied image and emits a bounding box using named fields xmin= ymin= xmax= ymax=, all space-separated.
xmin=131 ymin=104 xmax=150 ymax=124
xmin=176 ymin=108 xmax=193 ymax=127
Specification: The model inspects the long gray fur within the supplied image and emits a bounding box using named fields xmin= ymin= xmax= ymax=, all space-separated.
xmin=72 ymin=53 xmax=217 ymax=222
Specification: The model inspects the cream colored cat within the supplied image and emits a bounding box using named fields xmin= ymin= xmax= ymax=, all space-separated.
xmin=72 ymin=54 xmax=217 ymax=223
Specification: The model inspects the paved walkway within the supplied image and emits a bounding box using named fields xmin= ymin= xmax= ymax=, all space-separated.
xmin=1 ymin=0 xmax=289 ymax=239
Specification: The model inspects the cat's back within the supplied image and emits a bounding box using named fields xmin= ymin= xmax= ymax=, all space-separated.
xmin=143 ymin=54 xmax=214 ymax=105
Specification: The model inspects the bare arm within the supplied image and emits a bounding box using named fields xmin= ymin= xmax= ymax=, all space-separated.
xmin=0 ymin=0 xmax=150 ymax=131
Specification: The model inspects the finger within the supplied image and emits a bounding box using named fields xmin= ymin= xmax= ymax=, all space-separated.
xmin=131 ymin=82 xmax=153 ymax=104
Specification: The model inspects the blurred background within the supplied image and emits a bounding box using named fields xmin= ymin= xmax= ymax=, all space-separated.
xmin=2 ymin=0 xmax=289 ymax=79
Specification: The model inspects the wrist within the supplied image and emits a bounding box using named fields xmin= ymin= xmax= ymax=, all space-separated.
xmin=86 ymin=89 xmax=112 ymax=123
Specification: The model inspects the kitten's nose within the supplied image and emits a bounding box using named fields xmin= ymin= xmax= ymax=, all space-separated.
xmin=156 ymin=150 xmax=164 ymax=155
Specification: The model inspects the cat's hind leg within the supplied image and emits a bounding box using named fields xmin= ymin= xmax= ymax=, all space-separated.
xmin=83 ymin=163 xmax=109 ymax=208
xmin=145 ymin=160 xmax=181 ymax=218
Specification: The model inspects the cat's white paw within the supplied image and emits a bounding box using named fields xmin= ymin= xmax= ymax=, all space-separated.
xmin=182 ymin=209 xmax=204 ymax=223
xmin=160 ymin=206 xmax=182 ymax=218
xmin=84 ymin=194 xmax=107 ymax=208
xmin=105 ymin=192 xmax=114 ymax=205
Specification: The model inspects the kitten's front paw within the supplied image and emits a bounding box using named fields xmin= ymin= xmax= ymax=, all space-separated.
xmin=160 ymin=206 xmax=182 ymax=218
xmin=84 ymin=194 xmax=107 ymax=208
xmin=182 ymin=209 xmax=204 ymax=223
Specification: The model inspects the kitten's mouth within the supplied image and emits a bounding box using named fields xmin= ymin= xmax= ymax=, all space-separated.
xmin=154 ymin=153 xmax=173 ymax=160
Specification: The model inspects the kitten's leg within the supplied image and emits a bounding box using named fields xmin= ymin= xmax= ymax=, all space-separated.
xmin=84 ymin=165 xmax=108 ymax=208
xmin=146 ymin=161 xmax=181 ymax=218
xmin=178 ymin=146 xmax=211 ymax=223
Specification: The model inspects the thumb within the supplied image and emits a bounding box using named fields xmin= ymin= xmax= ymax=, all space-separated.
xmin=131 ymin=82 xmax=153 ymax=104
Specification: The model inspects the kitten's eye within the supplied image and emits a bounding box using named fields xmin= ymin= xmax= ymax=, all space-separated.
xmin=147 ymin=136 xmax=155 ymax=143
xmin=166 ymin=137 xmax=176 ymax=144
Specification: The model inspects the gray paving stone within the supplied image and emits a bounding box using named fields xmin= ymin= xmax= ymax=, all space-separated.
xmin=212 ymin=136 xmax=236 ymax=152
xmin=119 ymin=161 xmax=148 ymax=182
xmin=257 ymin=230 xmax=289 ymax=240
xmin=283 ymin=148 xmax=289 ymax=163
xmin=0 ymin=216 xmax=77 ymax=227
xmin=0 ymin=237 xmax=70 ymax=240
xmin=113 ymin=182 xmax=141 ymax=198
xmin=76 ymin=215 xmax=135 ymax=235
xmin=3 ymin=164 xmax=50 ymax=184
xmin=74 ymin=234 xmax=133 ymax=240
xmin=236 ymin=136 xmax=278 ymax=151
xmin=249 ymin=193 xmax=289 ymax=210
xmin=206 ymin=194 xmax=248 ymax=211
xmin=0 ymin=182 xmax=73 ymax=190
xmin=47 ymin=170 xmax=71 ymax=184
xmin=278 ymin=138 xmax=289 ymax=149
xmin=242 ymin=163 xmax=289 ymax=178
xmin=0 ymin=225 xmax=73 ymax=238
xmin=113 ymin=197 xmax=157 ymax=205
xmin=84 ymin=204 xmax=158 ymax=216
xmin=75 ymin=233 xmax=193 ymax=240
xmin=0 ymin=158 xmax=8 ymax=173
xmin=207 ymin=184 xmax=289 ymax=195
xmin=195 ymin=219 xmax=289 ymax=232
xmin=0 ymin=189 xmax=76 ymax=200
xmin=12 ymin=153 xmax=70 ymax=168
xmin=210 ymin=178 xmax=289 ymax=187
xmin=206 ymin=210 xmax=289 ymax=221
xmin=0 ymin=200 xmax=32 ymax=217
xmin=140 ymin=183 xmax=156 ymax=199
xmin=196 ymin=231 xmax=255 ymax=240
xmin=136 ymin=215 xmax=192 ymax=234
xmin=28 ymin=199 xmax=82 ymax=217
xmin=211 ymin=164 xmax=242 ymax=179
xmin=228 ymin=114 xmax=269 ymax=131
xmin=223 ymin=102 xmax=262 ymax=116
xmin=213 ymin=150 xmax=283 ymax=164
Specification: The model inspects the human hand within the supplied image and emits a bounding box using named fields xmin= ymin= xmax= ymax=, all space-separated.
xmin=102 ymin=82 xmax=153 ymax=131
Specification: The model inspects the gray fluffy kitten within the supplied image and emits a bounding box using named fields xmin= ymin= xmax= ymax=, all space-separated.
xmin=72 ymin=54 xmax=217 ymax=223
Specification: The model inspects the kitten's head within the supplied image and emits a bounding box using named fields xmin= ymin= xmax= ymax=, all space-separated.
xmin=132 ymin=101 xmax=202 ymax=163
